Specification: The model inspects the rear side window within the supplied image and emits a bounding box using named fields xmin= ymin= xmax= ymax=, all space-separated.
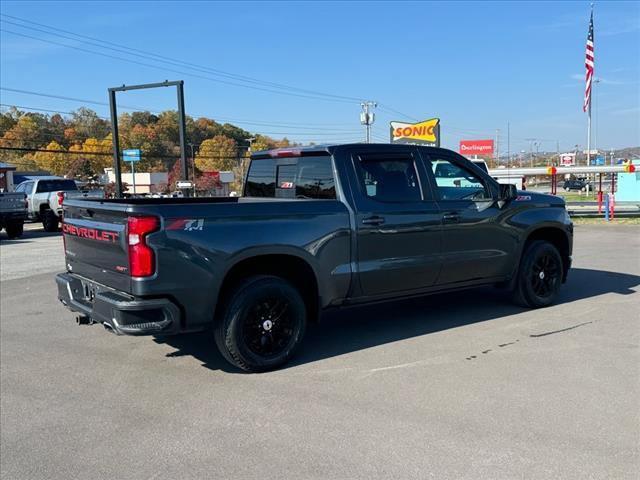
xmin=36 ymin=179 xmax=78 ymax=193
xmin=355 ymin=154 xmax=422 ymax=203
xmin=245 ymin=159 xmax=276 ymax=197
xmin=245 ymin=157 xmax=335 ymax=199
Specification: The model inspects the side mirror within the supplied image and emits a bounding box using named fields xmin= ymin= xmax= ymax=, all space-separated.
xmin=497 ymin=183 xmax=517 ymax=208
xmin=499 ymin=183 xmax=518 ymax=200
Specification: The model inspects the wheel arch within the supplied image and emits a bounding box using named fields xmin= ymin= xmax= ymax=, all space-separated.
xmin=520 ymin=226 xmax=571 ymax=282
xmin=214 ymin=252 xmax=321 ymax=325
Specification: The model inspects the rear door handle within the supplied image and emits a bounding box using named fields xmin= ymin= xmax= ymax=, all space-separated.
xmin=362 ymin=215 xmax=385 ymax=226
xmin=442 ymin=212 xmax=460 ymax=223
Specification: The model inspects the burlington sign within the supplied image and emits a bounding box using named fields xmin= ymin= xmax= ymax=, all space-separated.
xmin=390 ymin=118 xmax=440 ymax=146
xmin=459 ymin=140 xmax=494 ymax=157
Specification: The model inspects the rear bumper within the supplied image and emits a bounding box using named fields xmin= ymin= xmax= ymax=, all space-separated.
xmin=0 ymin=212 xmax=27 ymax=224
xmin=56 ymin=272 xmax=181 ymax=335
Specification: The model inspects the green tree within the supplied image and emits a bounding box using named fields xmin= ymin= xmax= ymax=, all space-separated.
xmin=71 ymin=107 xmax=109 ymax=140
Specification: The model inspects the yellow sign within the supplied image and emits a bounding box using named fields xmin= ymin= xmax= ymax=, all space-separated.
xmin=390 ymin=118 xmax=440 ymax=146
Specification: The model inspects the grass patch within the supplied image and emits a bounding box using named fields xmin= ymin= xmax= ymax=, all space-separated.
xmin=572 ymin=217 xmax=640 ymax=225
xmin=556 ymin=192 xmax=599 ymax=203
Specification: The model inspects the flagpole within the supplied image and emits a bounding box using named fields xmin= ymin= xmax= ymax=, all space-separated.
xmin=587 ymin=102 xmax=591 ymax=166
xmin=586 ymin=2 xmax=594 ymax=167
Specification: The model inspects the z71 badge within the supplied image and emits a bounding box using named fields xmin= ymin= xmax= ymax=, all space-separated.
xmin=166 ymin=218 xmax=205 ymax=231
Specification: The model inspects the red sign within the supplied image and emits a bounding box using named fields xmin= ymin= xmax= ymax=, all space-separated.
xmin=459 ymin=140 xmax=494 ymax=157
xmin=560 ymin=154 xmax=575 ymax=166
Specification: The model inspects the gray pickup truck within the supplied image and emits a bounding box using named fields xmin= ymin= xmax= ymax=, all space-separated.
xmin=0 ymin=191 xmax=27 ymax=239
xmin=56 ymin=144 xmax=573 ymax=372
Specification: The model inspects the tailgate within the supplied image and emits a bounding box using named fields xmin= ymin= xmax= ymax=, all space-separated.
xmin=62 ymin=203 xmax=131 ymax=292
xmin=0 ymin=194 xmax=26 ymax=213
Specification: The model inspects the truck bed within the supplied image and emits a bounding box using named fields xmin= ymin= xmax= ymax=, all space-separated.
xmin=60 ymin=195 xmax=353 ymax=332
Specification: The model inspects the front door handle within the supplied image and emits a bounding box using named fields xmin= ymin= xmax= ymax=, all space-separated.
xmin=442 ymin=212 xmax=460 ymax=223
xmin=362 ymin=215 xmax=385 ymax=226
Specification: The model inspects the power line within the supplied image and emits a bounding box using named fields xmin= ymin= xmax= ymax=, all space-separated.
xmin=0 ymin=87 xmax=149 ymax=111
xmin=0 ymin=96 xmax=356 ymax=130
xmin=0 ymin=27 xmax=359 ymax=105
xmin=0 ymin=14 xmax=365 ymax=103
xmin=0 ymin=103 xmax=108 ymax=118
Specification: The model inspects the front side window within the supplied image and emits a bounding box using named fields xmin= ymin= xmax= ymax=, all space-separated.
xmin=356 ymin=154 xmax=422 ymax=203
xmin=430 ymin=157 xmax=491 ymax=201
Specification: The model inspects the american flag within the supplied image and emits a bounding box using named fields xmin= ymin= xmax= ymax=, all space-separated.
xmin=583 ymin=9 xmax=595 ymax=112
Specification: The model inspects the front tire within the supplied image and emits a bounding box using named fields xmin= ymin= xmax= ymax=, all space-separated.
xmin=42 ymin=210 xmax=59 ymax=232
xmin=214 ymin=275 xmax=307 ymax=372
xmin=5 ymin=220 xmax=24 ymax=239
xmin=513 ymin=240 xmax=563 ymax=308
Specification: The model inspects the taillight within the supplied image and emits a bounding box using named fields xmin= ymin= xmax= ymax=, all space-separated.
xmin=57 ymin=191 xmax=65 ymax=205
xmin=127 ymin=216 xmax=160 ymax=277
xmin=270 ymin=149 xmax=301 ymax=158
xmin=61 ymin=219 xmax=67 ymax=254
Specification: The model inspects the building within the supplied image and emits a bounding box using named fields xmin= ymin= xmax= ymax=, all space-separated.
xmin=616 ymin=159 xmax=640 ymax=202
xmin=0 ymin=162 xmax=17 ymax=191
xmin=103 ymin=168 xmax=169 ymax=194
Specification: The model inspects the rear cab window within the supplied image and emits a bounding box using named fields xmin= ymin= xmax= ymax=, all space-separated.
xmin=245 ymin=156 xmax=336 ymax=199
xmin=36 ymin=179 xmax=78 ymax=193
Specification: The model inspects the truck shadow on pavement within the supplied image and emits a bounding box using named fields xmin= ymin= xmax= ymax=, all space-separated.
xmin=154 ymin=267 xmax=639 ymax=373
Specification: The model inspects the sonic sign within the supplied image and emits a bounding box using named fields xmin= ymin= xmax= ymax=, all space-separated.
xmin=390 ymin=118 xmax=440 ymax=146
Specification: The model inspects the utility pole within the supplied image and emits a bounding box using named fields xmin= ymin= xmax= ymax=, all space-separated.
xmin=525 ymin=138 xmax=536 ymax=168
xmin=495 ymin=129 xmax=500 ymax=167
xmin=188 ymin=143 xmax=198 ymax=197
xmin=507 ymin=122 xmax=510 ymax=169
xmin=360 ymin=101 xmax=377 ymax=143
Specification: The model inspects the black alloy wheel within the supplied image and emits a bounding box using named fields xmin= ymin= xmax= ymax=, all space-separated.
xmin=215 ymin=275 xmax=307 ymax=372
xmin=530 ymin=251 xmax=561 ymax=299
xmin=513 ymin=240 xmax=564 ymax=308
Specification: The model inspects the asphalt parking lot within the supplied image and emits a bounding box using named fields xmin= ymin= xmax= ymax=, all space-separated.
xmin=1 ymin=223 xmax=639 ymax=479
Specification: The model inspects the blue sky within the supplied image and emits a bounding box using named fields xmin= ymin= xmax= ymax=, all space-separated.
xmin=1 ymin=1 xmax=638 ymax=153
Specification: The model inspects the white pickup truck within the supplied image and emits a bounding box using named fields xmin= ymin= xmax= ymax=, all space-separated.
xmin=15 ymin=177 xmax=104 ymax=231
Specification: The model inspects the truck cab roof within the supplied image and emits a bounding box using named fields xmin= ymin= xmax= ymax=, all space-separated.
xmin=251 ymin=143 xmax=456 ymax=160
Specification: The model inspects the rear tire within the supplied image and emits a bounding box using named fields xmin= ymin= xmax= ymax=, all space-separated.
xmin=5 ymin=220 xmax=24 ymax=239
xmin=42 ymin=210 xmax=59 ymax=232
xmin=512 ymin=240 xmax=563 ymax=308
xmin=214 ymin=275 xmax=307 ymax=372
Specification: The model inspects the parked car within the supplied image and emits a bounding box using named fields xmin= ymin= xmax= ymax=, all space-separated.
xmin=563 ymin=179 xmax=589 ymax=192
xmin=15 ymin=177 xmax=104 ymax=231
xmin=56 ymin=144 xmax=573 ymax=372
xmin=0 ymin=191 xmax=27 ymax=239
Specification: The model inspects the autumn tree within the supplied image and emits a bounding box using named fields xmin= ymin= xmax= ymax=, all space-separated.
xmin=195 ymin=135 xmax=238 ymax=172
xmin=33 ymin=140 xmax=67 ymax=175
xmin=81 ymin=137 xmax=112 ymax=174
